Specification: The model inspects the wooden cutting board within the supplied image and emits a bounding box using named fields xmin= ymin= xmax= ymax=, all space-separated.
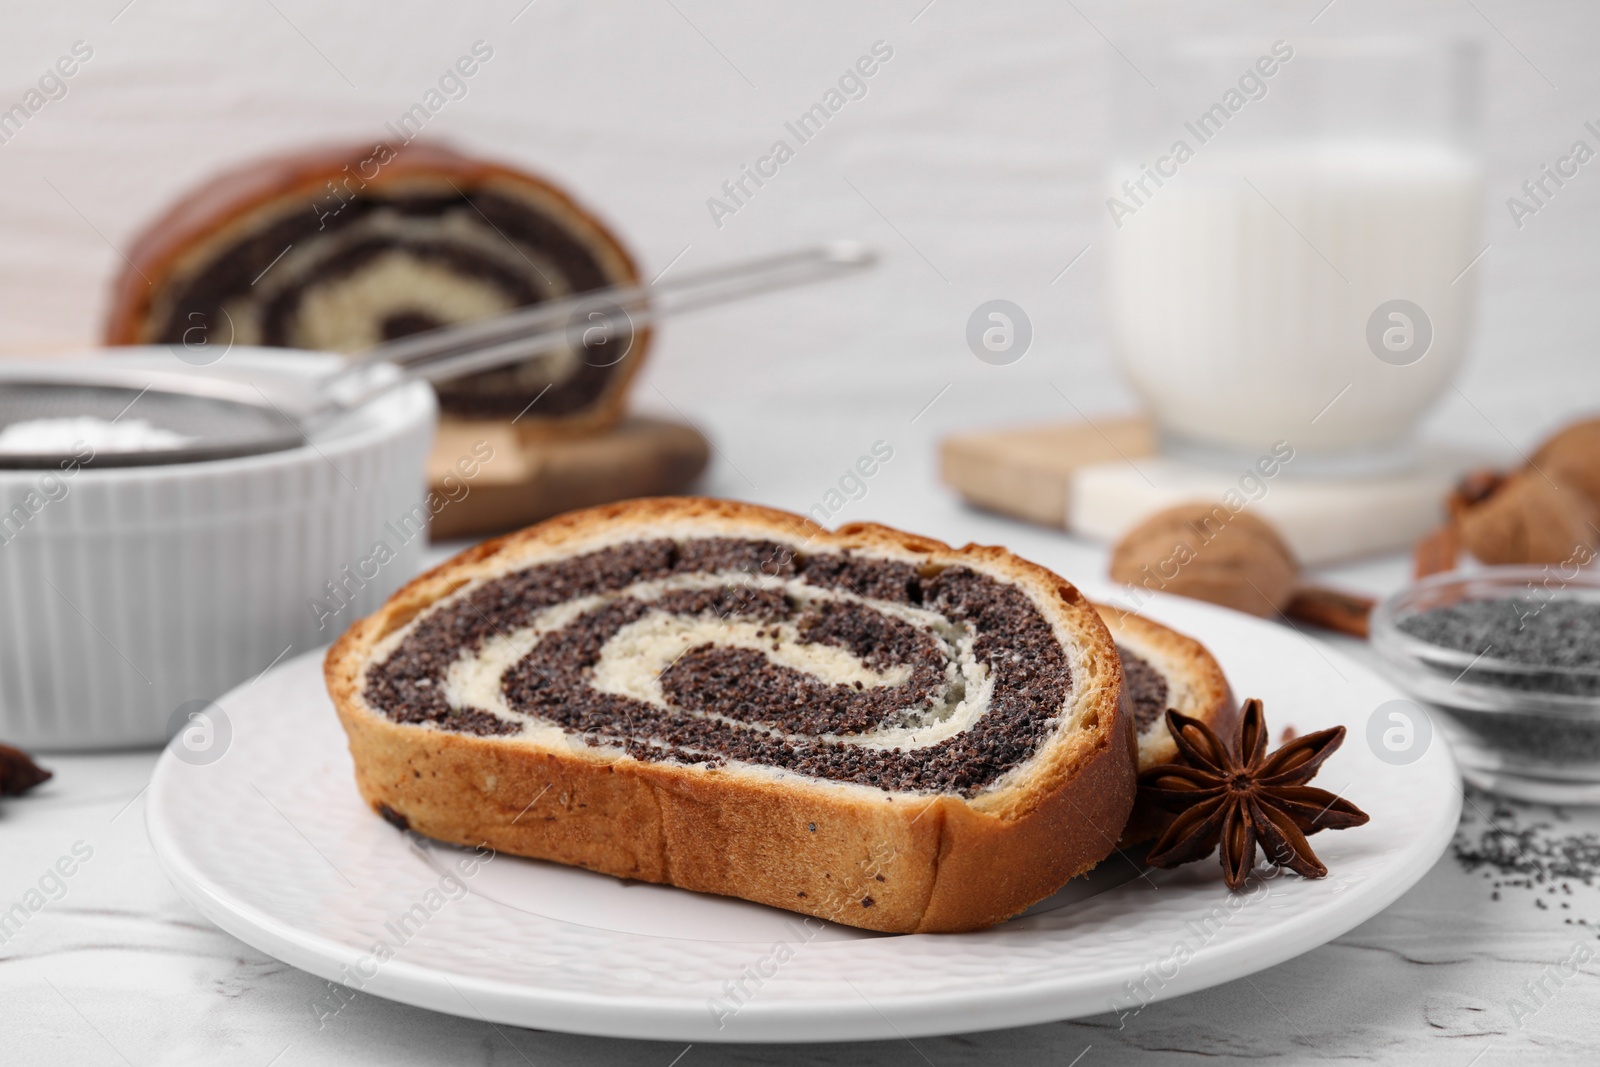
xmin=939 ymin=416 xmax=1158 ymax=527
xmin=426 ymin=415 xmax=709 ymax=541
xmin=940 ymin=415 xmax=1471 ymax=565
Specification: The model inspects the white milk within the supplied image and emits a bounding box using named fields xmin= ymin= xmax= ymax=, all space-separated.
xmin=1106 ymin=141 xmax=1482 ymax=466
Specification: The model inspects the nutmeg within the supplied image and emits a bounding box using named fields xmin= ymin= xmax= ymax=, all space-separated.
xmin=1110 ymin=502 xmax=1298 ymax=618
xmin=1456 ymin=469 xmax=1599 ymax=565
xmin=1531 ymin=417 xmax=1600 ymax=510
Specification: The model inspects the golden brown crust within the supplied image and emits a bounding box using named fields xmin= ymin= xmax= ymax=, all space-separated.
xmin=104 ymin=141 xmax=647 ymax=434
xmin=326 ymin=497 xmax=1136 ymax=933
xmin=1093 ymin=603 xmax=1234 ymax=846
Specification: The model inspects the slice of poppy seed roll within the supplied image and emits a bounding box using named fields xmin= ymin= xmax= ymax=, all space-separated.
xmin=326 ymin=498 xmax=1137 ymax=933
xmin=1093 ymin=603 xmax=1235 ymax=846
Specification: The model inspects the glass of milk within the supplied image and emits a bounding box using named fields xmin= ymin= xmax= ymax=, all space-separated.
xmin=1105 ymin=38 xmax=1483 ymax=473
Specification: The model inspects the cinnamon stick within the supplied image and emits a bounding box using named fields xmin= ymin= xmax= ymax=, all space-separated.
xmin=1284 ymin=586 xmax=1376 ymax=639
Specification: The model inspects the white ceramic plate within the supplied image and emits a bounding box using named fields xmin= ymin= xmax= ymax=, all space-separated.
xmin=146 ymin=589 xmax=1460 ymax=1043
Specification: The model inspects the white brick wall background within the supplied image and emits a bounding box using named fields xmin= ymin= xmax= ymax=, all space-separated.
xmin=0 ymin=0 xmax=1594 ymax=517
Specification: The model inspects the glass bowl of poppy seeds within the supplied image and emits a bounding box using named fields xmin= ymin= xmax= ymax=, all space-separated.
xmin=1371 ymin=567 xmax=1600 ymax=804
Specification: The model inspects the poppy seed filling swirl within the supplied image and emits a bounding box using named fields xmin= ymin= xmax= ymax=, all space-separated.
xmin=361 ymin=537 xmax=1075 ymax=796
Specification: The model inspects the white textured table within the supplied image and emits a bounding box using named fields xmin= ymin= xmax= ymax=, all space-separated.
xmin=5 ymin=513 xmax=1600 ymax=1066
xmin=5 ymin=0 xmax=1600 ymax=1061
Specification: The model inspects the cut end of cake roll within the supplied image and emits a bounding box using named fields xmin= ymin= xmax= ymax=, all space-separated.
xmin=1093 ymin=603 xmax=1235 ymax=846
xmin=105 ymin=141 xmax=645 ymax=425
xmin=325 ymin=498 xmax=1137 ymax=933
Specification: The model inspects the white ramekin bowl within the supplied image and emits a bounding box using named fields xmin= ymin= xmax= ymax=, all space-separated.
xmin=0 ymin=347 xmax=436 ymax=750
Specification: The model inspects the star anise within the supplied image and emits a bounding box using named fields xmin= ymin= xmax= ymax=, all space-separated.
xmin=1139 ymin=699 xmax=1369 ymax=890
xmin=0 ymin=743 xmax=51 ymax=797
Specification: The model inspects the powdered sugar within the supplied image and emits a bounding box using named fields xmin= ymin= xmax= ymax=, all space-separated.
xmin=0 ymin=416 xmax=194 ymax=454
